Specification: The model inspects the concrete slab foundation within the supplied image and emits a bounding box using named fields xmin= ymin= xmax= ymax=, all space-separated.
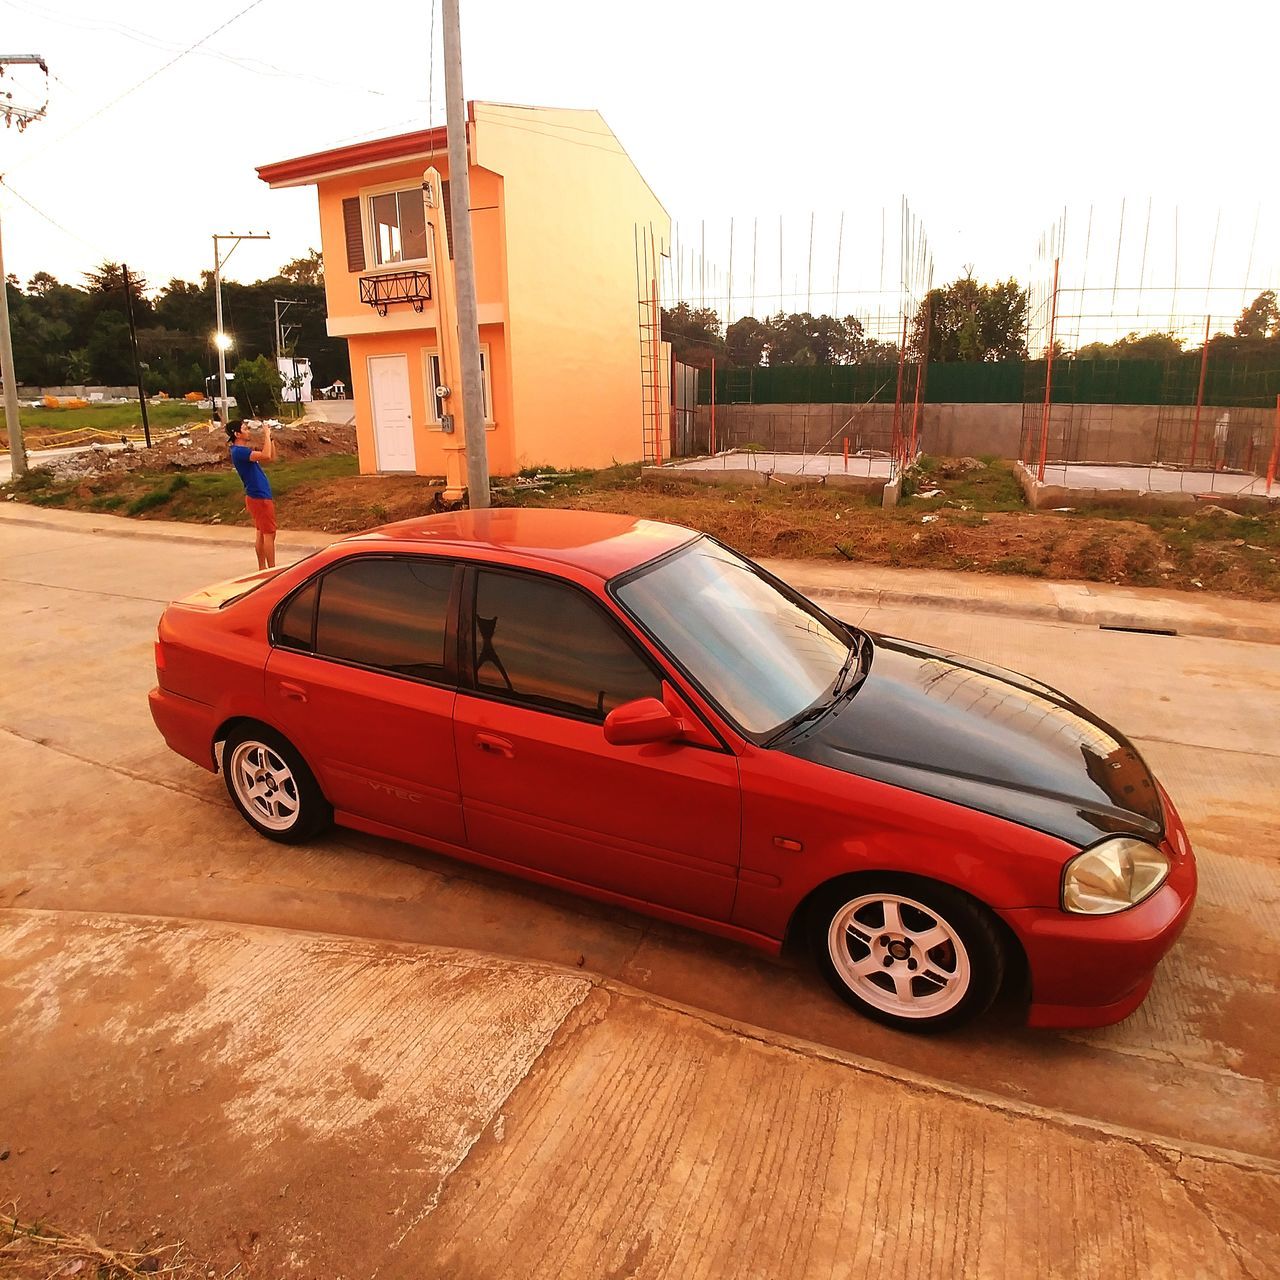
xmin=644 ymin=450 xmax=897 ymax=501
xmin=1015 ymin=461 xmax=1279 ymax=512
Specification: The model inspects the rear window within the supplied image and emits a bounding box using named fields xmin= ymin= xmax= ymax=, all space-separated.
xmin=313 ymin=557 xmax=454 ymax=679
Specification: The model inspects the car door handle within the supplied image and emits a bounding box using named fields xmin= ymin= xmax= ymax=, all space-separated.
xmin=279 ymin=681 xmax=309 ymax=703
xmin=474 ymin=732 xmax=515 ymax=758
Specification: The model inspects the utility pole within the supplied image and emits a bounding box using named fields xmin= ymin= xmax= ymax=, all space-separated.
xmin=212 ymin=231 xmax=270 ymax=423
xmin=274 ymin=297 xmax=303 ymax=413
xmin=441 ymin=0 xmax=490 ymax=507
xmin=122 ymin=264 xmax=151 ymax=448
xmin=0 ymin=208 xmax=25 ymax=477
xmin=0 ymin=52 xmax=49 ymax=479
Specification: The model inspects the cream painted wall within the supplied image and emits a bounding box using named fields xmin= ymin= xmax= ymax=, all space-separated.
xmin=473 ymin=104 xmax=670 ymax=470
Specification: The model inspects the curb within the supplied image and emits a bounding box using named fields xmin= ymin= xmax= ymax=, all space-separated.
xmin=5 ymin=504 xmax=1279 ymax=646
xmin=798 ymin=581 xmax=1280 ymax=646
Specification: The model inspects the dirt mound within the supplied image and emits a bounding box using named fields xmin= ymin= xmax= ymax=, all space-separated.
xmin=42 ymin=421 xmax=358 ymax=483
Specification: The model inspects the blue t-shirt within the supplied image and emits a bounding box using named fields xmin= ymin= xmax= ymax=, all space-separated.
xmin=230 ymin=444 xmax=272 ymax=499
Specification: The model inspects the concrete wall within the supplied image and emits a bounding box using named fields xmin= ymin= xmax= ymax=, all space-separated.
xmin=17 ymin=386 xmax=138 ymax=400
xmin=695 ymin=401 xmax=1274 ymax=464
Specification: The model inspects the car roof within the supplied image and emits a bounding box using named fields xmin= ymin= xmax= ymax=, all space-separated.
xmin=340 ymin=508 xmax=700 ymax=580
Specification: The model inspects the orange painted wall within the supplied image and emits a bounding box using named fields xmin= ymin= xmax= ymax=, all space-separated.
xmin=346 ymin=321 xmax=514 ymax=477
xmin=302 ymin=103 xmax=668 ymax=475
xmin=316 ymin=160 xmax=507 ymax=333
xmin=473 ymin=104 xmax=670 ymax=470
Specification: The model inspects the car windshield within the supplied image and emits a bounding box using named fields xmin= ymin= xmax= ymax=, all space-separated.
xmin=615 ymin=538 xmax=855 ymax=736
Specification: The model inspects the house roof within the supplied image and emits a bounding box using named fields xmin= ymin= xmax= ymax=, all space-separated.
xmin=256 ymin=117 xmax=461 ymax=189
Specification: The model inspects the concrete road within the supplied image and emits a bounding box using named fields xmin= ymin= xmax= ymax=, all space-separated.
xmin=1 ymin=508 xmax=1277 ymax=1168
xmin=3 ymin=911 xmax=1272 ymax=1279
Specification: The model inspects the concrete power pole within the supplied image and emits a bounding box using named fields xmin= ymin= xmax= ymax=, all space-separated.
xmin=0 ymin=52 xmax=48 ymax=480
xmin=441 ymin=0 xmax=490 ymax=508
xmin=212 ymin=232 xmax=270 ymax=424
xmin=0 ymin=210 xmax=25 ymax=477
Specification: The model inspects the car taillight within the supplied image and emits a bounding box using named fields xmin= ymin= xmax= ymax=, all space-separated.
xmin=154 ymin=639 xmax=166 ymax=675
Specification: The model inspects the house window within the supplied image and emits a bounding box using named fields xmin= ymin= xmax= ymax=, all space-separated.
xmin=425 ymin=346 xmax=494 ymax=426
xmin=369 ymin=188 xmax=428 ymax=266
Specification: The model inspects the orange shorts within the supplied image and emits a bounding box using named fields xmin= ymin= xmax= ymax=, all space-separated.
xmin=245 ymin=496 xmax=277 ymax=534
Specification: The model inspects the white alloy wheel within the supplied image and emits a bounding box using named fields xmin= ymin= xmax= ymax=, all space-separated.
xmin=228 ymin=739 xmax=301 ymax=832
xmin=826 ymin=891 xmax=972 ymax=1020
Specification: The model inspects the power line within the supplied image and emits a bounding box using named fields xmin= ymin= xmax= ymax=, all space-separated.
xmin=0 ymin=177 xmax=104 ymax=255
xmin=7 ymin=0 xmax=271 ymax=173
xmin=1 ymin=0 xmax=424 ymax=109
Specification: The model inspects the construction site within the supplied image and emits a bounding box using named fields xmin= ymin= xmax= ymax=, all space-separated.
xmin=638 ymin=200 xmax=1280 ymax=512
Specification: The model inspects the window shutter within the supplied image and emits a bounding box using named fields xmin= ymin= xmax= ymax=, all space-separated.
xmin=441 ymin=180 xmax=454 ymax=259
xmin=342 ymin=197 xmax=365 ymax=272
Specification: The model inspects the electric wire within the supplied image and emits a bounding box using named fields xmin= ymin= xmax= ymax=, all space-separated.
xmin=5 ymin=0 xmax=272 ymax=177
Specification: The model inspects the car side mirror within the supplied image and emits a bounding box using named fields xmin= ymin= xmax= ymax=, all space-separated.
xmin=603 ymin=697 xmax=683 ymax=747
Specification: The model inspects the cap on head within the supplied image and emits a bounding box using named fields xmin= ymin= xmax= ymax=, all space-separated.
xmin=225 ymin=418 xmax=245 ymax=443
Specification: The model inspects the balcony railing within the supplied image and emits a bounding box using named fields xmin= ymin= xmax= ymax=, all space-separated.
xmin=359 ymin=270 xmax=432 ymax=316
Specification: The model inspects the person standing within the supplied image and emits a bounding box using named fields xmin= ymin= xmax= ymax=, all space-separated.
xmin=226 ymin=418 xmax=278 ymax=569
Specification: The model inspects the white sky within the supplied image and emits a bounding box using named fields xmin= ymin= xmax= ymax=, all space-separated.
xmin=1 ymin=0 xmax=1276 ymax=344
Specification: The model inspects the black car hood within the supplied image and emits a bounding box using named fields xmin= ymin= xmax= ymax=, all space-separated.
xmin=780 ymin=634 xmax=1164 ymax=848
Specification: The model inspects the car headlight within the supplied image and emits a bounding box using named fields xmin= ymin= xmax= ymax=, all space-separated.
xmin=1062 ymin=837 xmax=1170 ymax=915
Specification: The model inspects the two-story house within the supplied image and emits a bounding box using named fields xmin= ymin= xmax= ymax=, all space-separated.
xmin=257 ymin=102 xmax=670 ymax=491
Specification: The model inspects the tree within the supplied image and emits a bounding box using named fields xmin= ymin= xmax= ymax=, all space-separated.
xmin=85 ymin=312 xmax=134 ymax=384
xmin=27 ymin=271 xmax=58 ymax=295
xmin=725 ymin=315 xmax=769 ymax=367
xmin=911 ymin=274 xmax=1028 ymax=362
xmin=231 ymin=354 xmax=284 ymax=416
xmin=84 ymin=261 xmax=148 ymax=296
xmin=1233 ymin=290 xmax=1279 ymax=340
xmin=764 ymin=312 xmax=869 ymax=365
xmin=1074 ymin=331 xmax=1183 ymax=361
xmin=281 ymin=249 xmax=324 ymax=287
xmin=661 ymin=303 xmax=724 ymax=368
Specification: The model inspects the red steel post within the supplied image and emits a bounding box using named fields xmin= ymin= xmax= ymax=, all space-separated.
xmin=650 ymin=274 xmax=663 ymax=466
xmin=1036 ymin=257 xmax=1060 ymax=483
xmin=908 ymin=355 xmax=924 ymax=461
xmin=709 ymin=356 xmax=716 ymax=455
xmin=891 ymin=315 xmax=908 ymax=469
xmin=1189 ymin=314 xmax=1211 ymax=470
xmin=1267 ymin=393 xmax=1280 ymax=494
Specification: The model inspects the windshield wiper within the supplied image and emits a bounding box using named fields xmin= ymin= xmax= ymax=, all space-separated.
xmin=766 ymin=633 xmax=868 ymax=745
xmin=830 ymin=633 xmax=863 ymax=699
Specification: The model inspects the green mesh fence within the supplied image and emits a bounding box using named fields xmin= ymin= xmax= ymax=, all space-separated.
xmin=702 ymin=356 xmax=1280 ymax=409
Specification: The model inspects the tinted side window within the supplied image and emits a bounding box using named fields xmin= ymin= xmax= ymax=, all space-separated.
xmin=315 ymin=558 xmax=454 ymax=678
xmin=473 ymin=571 xmax=660 ymax=718
xmin=276 ymin=579 xmax=318 ymax=652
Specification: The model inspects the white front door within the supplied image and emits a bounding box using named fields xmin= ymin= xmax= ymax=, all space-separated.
xmin=368 ymin=354 xmax=415 ymax=472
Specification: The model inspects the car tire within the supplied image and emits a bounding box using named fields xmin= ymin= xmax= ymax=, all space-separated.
xmin=810 ymin=875 xmax=1005 ymax=1033
xmin=222 ymin=724 xmax=331 ymax=844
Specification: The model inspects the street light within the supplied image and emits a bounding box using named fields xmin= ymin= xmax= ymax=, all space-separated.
xmin=213 ymin=332 xmax=233 ymax=351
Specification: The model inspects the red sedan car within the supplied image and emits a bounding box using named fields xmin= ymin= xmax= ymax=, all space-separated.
xmin=150 ymin=509 xmax=1196 ymax=1032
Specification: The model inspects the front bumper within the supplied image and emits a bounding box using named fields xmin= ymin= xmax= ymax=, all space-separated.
xmin=1001 ymin=790 xmax=1198 ymax=1029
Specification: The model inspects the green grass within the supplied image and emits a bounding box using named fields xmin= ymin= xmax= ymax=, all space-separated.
xmin=1 ymin=400 xmax=203 ymax=433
